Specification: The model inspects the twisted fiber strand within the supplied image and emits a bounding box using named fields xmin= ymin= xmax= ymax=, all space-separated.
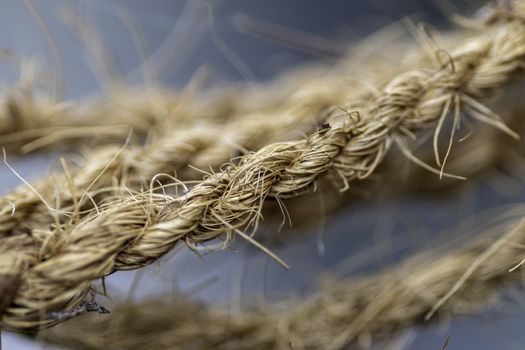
xmin=0 ymin=65 xmax=347 ymax=235
xmin=0 ymin=68 xmax=350 ymax=238
xmin=0 ymin=32 xmax=264 ymax=153
xmin=1 ymin=88 xmax=280 ymax=154
xmin=0 ymin=4 xmax=425 ymax=154
xmin=41 ymin=216 xmax=525 ymax=350
xmin=5 ymin=27 xmax=423 ymax=240
xmin=0 ymin=18 xmax=424 ymax=238
xmin=3 ymin=11 xmax=525 ymax=330
xmin=265 ymin=117 xmax=522 ymax=241
xmin=0 ymin=17 xmax=490 ymax=239
xmin=0 ymin=69 xmax=174 ymax=152
xmin=1 ymin=37 xmax=393 ymax=238
xmin=0 ymin=39 xmax=361 ymax=154
xmin=0 ymin=59 xmax=290 ymax=153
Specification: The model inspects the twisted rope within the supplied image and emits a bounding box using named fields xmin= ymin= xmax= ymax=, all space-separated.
xmin=0 ymin=70 xmax=348 ymax=238
xmin=0 ymin=41 xmax=271 ymax=153
xmin=0 ymin=16 xmax=418 ymax=239
xmin=0 ymin=75 xmax=180 ymax=152
xmin=42 ymin=215 xmax=525 ymax=350
xmin=2 ymin=6 xmax=525 ymax=331
xmin=0 ymin=40 xmax=367 ymax=154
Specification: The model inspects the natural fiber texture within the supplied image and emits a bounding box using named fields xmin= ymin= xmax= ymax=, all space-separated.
xmin=0 ymin=57 xmax=297 ymax=154
xmin=1 ymin=0 xmax=433 ymax=157
xmin=0 ymin=23 xmax=415 ymax=239
xmin=0 ymin=63 xmax=169 ymax=152
xmin=0 ymin=65 xmax=354 ymax=238
xmin=38 ymin=213 xmax=525 ymax=350
xmin=0 ymin=34 xmax=373 ymax=155
xmin=1 ymin=6 xmax=524 ymax=332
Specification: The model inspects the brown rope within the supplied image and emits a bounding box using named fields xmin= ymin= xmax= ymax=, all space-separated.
xmin=2 ymin=4 xmax=525 ymax=332
xmin=0 ymin=59 xmax=294 ymax=154
xmin=0 ymin=13 xmax=420 ymax=239
xmin=0 ymin=69 xmax=350 ymax=238
xmin=40 ymin=216 xmax=525 ymax=350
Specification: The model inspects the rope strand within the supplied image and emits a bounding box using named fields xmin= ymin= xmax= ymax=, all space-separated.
xmin=41 ymin=214 xmax=525 ymax=350
xmin=2 ymin=4 xmax=525 ymax=332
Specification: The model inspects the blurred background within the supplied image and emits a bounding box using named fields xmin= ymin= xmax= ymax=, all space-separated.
xmin=4 ymin=0 xmax=525 ymax=349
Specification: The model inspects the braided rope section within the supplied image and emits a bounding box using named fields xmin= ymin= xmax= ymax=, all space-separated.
xmin=0 ymin=51 xmax=290 ymax=153
xmin=2 ymin=9 xmax=525 ymax=331
xmin=43 ymin=218 xmax=525 ymax=350
xmin=0 ymin=79 xmax=191 ymax=152
xmin=0 ymin=72 xmax=346 ymax=238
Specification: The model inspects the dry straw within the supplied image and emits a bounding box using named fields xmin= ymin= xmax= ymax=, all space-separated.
xmin=40 ymin=213 xmax=525 ymax=350
xmin=2 ymin=0 xmax=525 ymax=334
